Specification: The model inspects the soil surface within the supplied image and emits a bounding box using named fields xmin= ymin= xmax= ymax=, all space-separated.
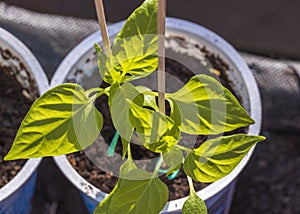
xmin=0 ymin=64 xmax=32 ymax=188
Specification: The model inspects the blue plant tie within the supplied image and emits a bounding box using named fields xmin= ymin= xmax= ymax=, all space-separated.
xmin=107 ymin=132 xmax=119 ymax=157
xmin=167 ymin=168 xmax=180 ymax=180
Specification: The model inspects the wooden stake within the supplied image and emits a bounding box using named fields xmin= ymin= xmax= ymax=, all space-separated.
xmin=158 ymin=0 xmax=166 ymax=114
xmin=94 ymin=0 xmax=112 ymax=56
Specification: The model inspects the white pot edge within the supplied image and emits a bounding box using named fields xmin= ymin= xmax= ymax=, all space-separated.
xmin=0 ymin=27 xmax=49 ymax=201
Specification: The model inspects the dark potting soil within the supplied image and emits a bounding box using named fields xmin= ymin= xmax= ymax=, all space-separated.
xmin=67 ymin=45 xmax=242 ymax=201
xmin=0 ymin=49 xmax=36 ymax=188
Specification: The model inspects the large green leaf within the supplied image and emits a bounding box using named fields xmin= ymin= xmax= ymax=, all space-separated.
xmin=183 ymin=134 xmax=266 ymax=182
xmin=110 ymin=83 xmax=143 ymax=142
xmin=5 ymin=84 xmax=103 ymax=160
xmin=106 ymin=169 xmax=168 ymax=214
xmin=182 ymin=191 xmax=207 ymax=214
xmin=166 ymin=74 xmax=255 ymax=135
xmin=94 ymin=159 xmax=137 ymax=214
xmin=111 ymin=0 xmax=158 ymax=82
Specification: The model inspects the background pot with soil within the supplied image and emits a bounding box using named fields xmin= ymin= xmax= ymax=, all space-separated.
xmin=50 ymin=18 xmax=263 ymax=214
xmin=0 ymin=27 xmax=48 ymax=213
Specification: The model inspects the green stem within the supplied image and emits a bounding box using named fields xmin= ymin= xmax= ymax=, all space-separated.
xmin=153 ymin=156 xmax=164 ymax=178
xmin=187 ymin=175 xmax=196 ymax=193
xmin=127 ymin=141 xmax=132 ymax=160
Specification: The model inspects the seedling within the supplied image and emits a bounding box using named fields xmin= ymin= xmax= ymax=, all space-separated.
xmin=5 ymin=0 xmax=265 ymax=213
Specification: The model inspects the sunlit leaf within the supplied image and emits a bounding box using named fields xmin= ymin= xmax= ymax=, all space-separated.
xmin=5 ymin=84 xmax=103 ymax=160
xmin=111 ymin=0 xmax=158 ymax=82
xmin=183 ymin=134 xmax=266 ymax=182
xmin=167 ymin=74 xmax=254 ymax=135
xmin=94 ymin=43 xmax=120 ymax=84
xmin=136 ymin=86 xmax=159 ymax=111
xmin=110 ymin=169 xmax=168 ymax=214
xmin=128 ymin=100 xmax=175 ymax=150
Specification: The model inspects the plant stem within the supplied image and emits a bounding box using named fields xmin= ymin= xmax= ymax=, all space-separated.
xmin=94 ymin=0 xmax=112 ymax=56
xmin=153 ymin=156 xmax=164 ymax=177
xmin=127 ymin=141 xmax=132 ymax=160
xmin=158 ymin=0 xmax=166 ymax=114
xmin=187 ymin=175 xmax=196 ymax=193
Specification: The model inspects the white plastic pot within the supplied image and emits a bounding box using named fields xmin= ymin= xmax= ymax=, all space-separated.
xmin=0 ymin=27 xmax=48 ymax=214
xmin=52 ymin=18 xmax=262 ymax=214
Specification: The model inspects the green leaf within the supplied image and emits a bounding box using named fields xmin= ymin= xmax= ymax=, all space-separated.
xmin=120 ymin=158 xmax=137 ymax=176
xmin=183 ymin=134 xmax=266 ymax=182
xmin=182 ymin=191 xmax=207 ymax=214
xmin=5 ymin=84 xmax=103 ymax=160
xmin=128 ymin=100 xmax=174 ymax=148
xmin=111 ymin=0 xmax=158 ymax=82
xmin=144 ymin=134 xmax=179 ymax=154
xmin=136 ymin=86 xmax=159 ymax=111
xmin=107 ymin=169 xmax=168 ymax=214
xmin=163 ymin=147 xmax=183 ymax=175
xmin=110 ymin=83 xmax=143 ymax=142
xmin=94 ymin=43 xmax=120 ymax=84
xmin=120 ymin=137 xmax=130 ymax=159
xmin=94 ymin=178 xmax=122 ymax=214
xmin=167 ymin=74 xmax=255 ymax=135
xmin=94 ymin=159 xmax=137 ymax=214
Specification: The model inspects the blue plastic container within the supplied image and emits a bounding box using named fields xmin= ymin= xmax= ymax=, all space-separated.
xmin=0 ymin=169 xmax=38 ymax=214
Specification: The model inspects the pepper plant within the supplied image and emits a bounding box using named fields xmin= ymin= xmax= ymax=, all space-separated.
xmin=5 ymin=0 xmax=265 ymax=213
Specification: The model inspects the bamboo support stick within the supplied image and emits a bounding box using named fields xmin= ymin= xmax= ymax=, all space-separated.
xmin=158 ymin=0 xmax=166 ymax=114
xmin=94 ymin=0 xmax=112 ymax=56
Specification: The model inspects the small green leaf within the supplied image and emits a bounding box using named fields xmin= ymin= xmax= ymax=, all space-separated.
xmin=144 ymin=134 xmax=179 ymax=154
xmin=5 ymin=84 xmax=103 ymax=160
xmin=120 ymin=158 xmax=137 ymax=176
xmin=136 ymin=86 xmax=159 ymax=111
xmin=108 ymin=169 xmax=168 ymax=214
xmin=128 ymin=100 xmax=175 ymax=149
xmin=111 ymin=0 xmax=158 ymax=82
xmin=182 ymin=191 xmax=207 ymax=214
xmin=183 ymin=134 xmax=266 ymax=182
xmin=95 ymin=43 xmax=122 ymax=84
xmin=167 ymin=74 xmax=255 ymax=135
xmin=110 ymin=83 xmax=143 ymax=142
xmin=163 ymin=147 xmax=183 ymax=175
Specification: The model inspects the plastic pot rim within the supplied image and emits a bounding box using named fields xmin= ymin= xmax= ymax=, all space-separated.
xmin=51 ymin=18 xmax=262 ymax=212
xmin=0 ymin=27 xmax=48 ymax=201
